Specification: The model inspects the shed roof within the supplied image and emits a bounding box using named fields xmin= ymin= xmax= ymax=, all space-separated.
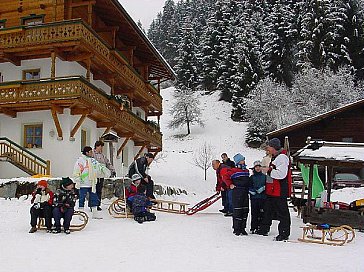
xmin=293 ymin=141 xmax=364 ymax=168
xmin=267 ymin=99 xmax=364 ymax=138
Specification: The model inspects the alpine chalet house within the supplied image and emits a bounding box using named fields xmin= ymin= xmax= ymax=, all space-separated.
xmin=0 ymin=0 xmax=175 ymax=178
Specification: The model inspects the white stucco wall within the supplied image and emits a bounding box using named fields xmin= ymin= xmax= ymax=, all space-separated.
xmin=0 ymin=110 xmax=139 ymax=178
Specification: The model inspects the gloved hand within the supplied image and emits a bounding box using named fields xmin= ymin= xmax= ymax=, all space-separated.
xmin=249 ymin=190 xmax=256 ymax=195
xmin=33 ymin=203 xmax=40 ymax=209
xmin=256 ymin=186 xmax=265 ymax=194
xmin=110 ymin=171 xmax=116 ymax=178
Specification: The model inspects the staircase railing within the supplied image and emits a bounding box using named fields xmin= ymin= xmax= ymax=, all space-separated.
xmin=0 ymin=137 xmax=50 ymax=176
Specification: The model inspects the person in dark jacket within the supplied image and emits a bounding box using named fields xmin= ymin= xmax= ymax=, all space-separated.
xmin=29 ymin=180 xmax=54 ymax=233
xmin=249 ymin=160 xmax=267 ymax=234
xmin=212 ymin=160 xmax=232 ymax=215
xmin=221 ymin=153 xmax=252 ymax=236
xmin=128 ymin=153 xmax=155 ymax=199
xmin=132 ymin=184 xmax=156 ymax=224
xmin=52 ymin=177 xmax=78 ymax=234
xmin=221 ymin=153 xmax=236 ymax=168
xmin=258 ymin=138 xmax=292 ymax=241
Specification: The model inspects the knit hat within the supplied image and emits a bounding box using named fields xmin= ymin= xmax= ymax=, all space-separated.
xmin=132 ymin=174 xmax=142 ymax=182
xmin=233 ymin=153 xmax=245 ymax=165
xmin=37 ymin=180 xmax=48 ymax=188
xmin=250 ymin=160 xmax=262 ymax=169
xmin=61 ymin=177 xmax=74 ymax=188
xmin=267 ymin=138 xmax=281 ymax=150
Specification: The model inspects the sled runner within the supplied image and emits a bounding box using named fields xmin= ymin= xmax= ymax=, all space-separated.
xmin=298 ymin=224 xmax=355 ymax=246
xmin=108 ymin=198 xmax=133 ymax=218
xmin=185 ymin=192 xmax=222 ymax=215
xmin=37 ymin=210 xmax=89 ymax=231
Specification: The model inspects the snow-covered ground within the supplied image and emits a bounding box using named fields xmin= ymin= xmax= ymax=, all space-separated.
xmin=0 ymin=88 xmax=363 ymax=272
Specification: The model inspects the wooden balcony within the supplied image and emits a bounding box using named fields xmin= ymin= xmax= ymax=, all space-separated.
xmin=0 ymin=19 xmax=162 ymax=113
xmin=0 ymin=77 xmax=162 ymax=148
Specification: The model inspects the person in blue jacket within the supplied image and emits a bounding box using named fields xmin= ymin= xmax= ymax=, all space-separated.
xmin=132 ymin=184 xmax=156 ymax=224
xmin=249 ymin=160 xmax=267 ymax=234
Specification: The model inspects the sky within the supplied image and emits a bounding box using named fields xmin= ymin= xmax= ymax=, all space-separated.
xmin=118 ymin=0 xmax=166 ymax=30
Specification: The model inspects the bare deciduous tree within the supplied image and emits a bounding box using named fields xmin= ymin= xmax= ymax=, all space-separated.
xmin=193 ymin=142 xmax=214 ymax=180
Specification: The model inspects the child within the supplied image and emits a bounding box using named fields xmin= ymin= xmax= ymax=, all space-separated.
xmin=29 ymin=180 xmax=54 ymax=233
xmin=52 ymin=177 xmax=78 ymax=234
xmin=249 ymin=161 xmax=266 ymax=234
xmin=132 ymin=184 xmax=156 ymax=224
xmin=221 ymin=153 xmax=251 ymax=236
xmin=125 ymin=174 xmax=142 ymax=209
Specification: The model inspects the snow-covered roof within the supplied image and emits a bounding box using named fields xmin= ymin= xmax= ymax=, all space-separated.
xmin=268 ymin=99 xmax=364 ymax=137
xmin=294 ymin=141 xmax=364 ymax=166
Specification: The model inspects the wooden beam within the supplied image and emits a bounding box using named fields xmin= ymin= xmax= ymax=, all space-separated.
xmin=50 ymin=103 xmax=64 ymax=114
xmin=51 ymin=107 xmax=63 ymax=140
xmin=86 ymin=58 xmax=91 ymax=81
xmin=133 ymin=100 xmax=151 ymax=107
xmin=70 ymin=113 xmax=88 ymax=138
xmin=65 ymin=52 xmax=93 ymax=62
xmin=70 ymin=1 xmax=96 ymax=7
xmin=0 ymin=108 xmax=17 ymax=118
xmin=117 ymin=132 xmax=134 ymax=138
xmin=70 ymin=108 xmax=92 ymax=115
xmin=93 ymin=72 xmax=116 ymax=81
xmin=117 ymin=137 xmax=130 ymax=157
xmin=134 ymin=145 xmax=146 ymax=161
xmin=97 ymin=121 xmax=115 ymax=128
xmin=0 ymin=53 xmax=21 ymax=66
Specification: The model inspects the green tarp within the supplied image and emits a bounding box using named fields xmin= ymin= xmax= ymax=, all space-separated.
xmin=299 ymin=163 xmax=325 ymax=198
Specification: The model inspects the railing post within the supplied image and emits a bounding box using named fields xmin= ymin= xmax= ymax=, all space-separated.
xmin=46 ymin=160 xmax=51 ymax=175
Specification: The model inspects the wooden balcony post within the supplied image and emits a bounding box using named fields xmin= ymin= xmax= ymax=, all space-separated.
xmin=88 ymin=2 xmax=93 ymax=25
xmin=86 ymin=58 xmax=91 ymax=81
xmin=51 ymin=51 xmax=56 ymax=79
xmin=51 ymin=106 xmax=63 ymax=140
xmin=46 ymin=160 xmax=51 ymax=175
xmin=52 ymin=0 xmax=57 ymax=21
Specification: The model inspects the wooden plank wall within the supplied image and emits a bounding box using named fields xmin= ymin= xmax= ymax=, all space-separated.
xmin=0 ymin=0 xmax=64 ymax=27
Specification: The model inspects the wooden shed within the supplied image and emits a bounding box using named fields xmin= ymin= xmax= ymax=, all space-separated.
xmin=267 ymin=99 xmax=364 ymax=154
xmin=293 ymin=141 xmax=364 ymax=230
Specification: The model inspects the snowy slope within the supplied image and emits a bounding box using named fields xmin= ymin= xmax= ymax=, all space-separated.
xmin=149 ymin=87 xmax=264 ymax=197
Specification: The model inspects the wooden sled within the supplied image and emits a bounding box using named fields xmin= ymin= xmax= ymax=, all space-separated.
xmin=108 ymin=198 xmax=189 ymax=217
xmin=152 ymin=199 xmax=189 ymax=214
xmin=38 ymin=210 xmax=89 ymax=232
xmin=108 ymin=198 xmax=133 ymax=218
xmin=298 ymin=224 xmax=355 ymax=246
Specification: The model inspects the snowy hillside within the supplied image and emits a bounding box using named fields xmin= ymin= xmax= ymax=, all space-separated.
xmin=149 ymin=87 xmax=264 ymax=197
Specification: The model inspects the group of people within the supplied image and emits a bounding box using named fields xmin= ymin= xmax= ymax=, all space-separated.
xmin=213 ymin=138 xmax=292 ymax=241
xmin=29 ymin=142 xmax=157 ymax=233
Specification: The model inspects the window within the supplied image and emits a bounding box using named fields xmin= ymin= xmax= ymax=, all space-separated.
xmin=24 ymin=124 xmax=43 ymax=148
xmin=342 ymin=137 xmax=353 ymax=143
xmin=23 ymin=69 xmax=40 ymax=80
xmin=21 ymin=15 xmax=44 ymax=26
xmin=81 ymin=129 xmax=88 ymax=151
xmin=0 ymin=20 xmax=6 ymax=29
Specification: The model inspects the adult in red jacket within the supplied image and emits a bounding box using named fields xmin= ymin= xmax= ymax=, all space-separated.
xmin=220 ymin=153 xmax=252 ymax=236
xmin=258 ymin=138 xmax=292 ymax=241
xmin=212 ymin=160 xmax=232 ymax=215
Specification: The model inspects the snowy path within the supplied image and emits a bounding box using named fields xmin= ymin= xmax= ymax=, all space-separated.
xmin=0 ymin=198 xmax=363 ymax=272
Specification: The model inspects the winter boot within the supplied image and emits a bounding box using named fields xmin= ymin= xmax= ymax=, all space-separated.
xmin=29 ymin=227 xmax=37 ymax=233
xmin=92 ymin=207 xmax=103 ymax=219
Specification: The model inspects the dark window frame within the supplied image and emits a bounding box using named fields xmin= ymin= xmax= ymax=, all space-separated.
xmin=21 ymin=14 xmax=45 ymax=26
xmin=24 ymin=124 xmax=43 ymax=148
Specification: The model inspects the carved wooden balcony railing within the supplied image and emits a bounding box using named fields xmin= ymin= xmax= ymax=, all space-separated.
xmin=0 ymin=77 xmax=162 ymax=147
xmin=0 ymin=19 xmax=162 ymax=112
